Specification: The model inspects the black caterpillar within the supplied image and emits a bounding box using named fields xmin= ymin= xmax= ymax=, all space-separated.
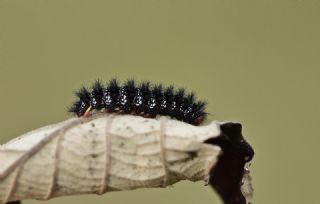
xmin=69 ymin=79 xmax=207 ymax=125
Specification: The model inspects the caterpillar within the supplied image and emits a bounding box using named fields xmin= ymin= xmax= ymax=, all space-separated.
xmin=69 ymin=79 xmax=207 ymax=125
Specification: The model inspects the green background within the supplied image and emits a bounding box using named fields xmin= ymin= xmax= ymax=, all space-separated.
xmin=0 ymin=1 xmax=319 ymax=204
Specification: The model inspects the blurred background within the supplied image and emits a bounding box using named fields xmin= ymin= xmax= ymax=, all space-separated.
xmin=0 ymin=1 xmax=319 ymax=204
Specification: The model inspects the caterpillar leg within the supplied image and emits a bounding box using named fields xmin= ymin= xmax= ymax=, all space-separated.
xmin=83 ymin=106 xmax=92 ymax=117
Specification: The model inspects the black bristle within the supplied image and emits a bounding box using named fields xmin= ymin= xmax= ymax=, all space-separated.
xmin=162 ymin=86 xmax=175 ymax=116
xmin=69 ymin=87 xmax=91 ymax=116
xmin=108 ymin=78 xmax=120 ymax=101
xmin=186 ymin=92 xmax=196 ymax=104
xmin=70 ymin=79 xmax=207 ymax=125
xmin=68 ymin=100 xmax=81 ymax=113
xmin=181 ymin=93 xmax=196 ymax=120
xmin=152 ymin=84 xmax=164 ymax=116
xmin=145 ymin=90 xmax=158 ymax=117
xmin=119 ymin=79 xmax=136 ymax=113
xmin=174 ymin=88 xmax=186 ymax=120
xmin=102 ymin=79 xmax=120 ymax=112
xmin=108 ymin=78 xmax=120 ymax=92
xmin=75 ymin=86 xmax=90 ymax=100
xmin=132 ymin=87 xmax=144 ymax=113
xmin=139 ymin=82 xmax=151 ymax=115
xmin=140 ymin=82 xmax=151 ymax=97
xmin=124 ymin=79 xmax=136 ymax=99
xmin=196 ymin=101 xmax=207 ymax=113
xmin=117 ymin=87 xmax=128 ymax=113
xmin=90 ymin=81 xmax=104 ymax=110
xmin=152 ymin=84 xmax=163 ymax=100
xmin=190 ymin=101 xmax=207 ymax=125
